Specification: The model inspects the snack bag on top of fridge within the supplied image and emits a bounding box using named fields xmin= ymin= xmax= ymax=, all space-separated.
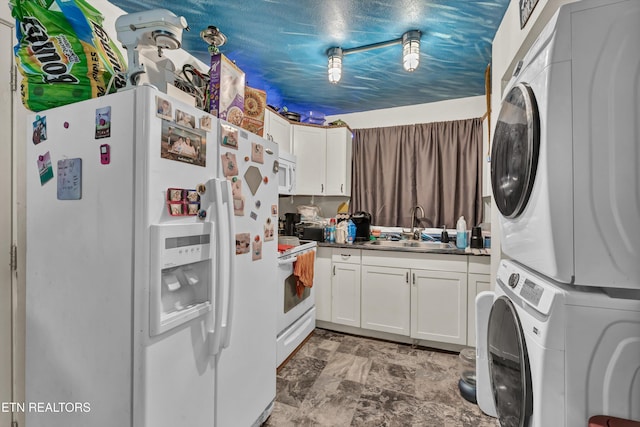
xmin=9 ymin=0 xmax=127 ymax=112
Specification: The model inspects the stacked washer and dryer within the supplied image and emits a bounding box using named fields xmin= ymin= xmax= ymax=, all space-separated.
xmin=476 ymin=0 xmax=640 ymax=426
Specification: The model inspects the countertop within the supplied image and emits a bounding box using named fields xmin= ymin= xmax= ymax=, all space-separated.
xmin=316 ymin=241 xmax=491 ymax=256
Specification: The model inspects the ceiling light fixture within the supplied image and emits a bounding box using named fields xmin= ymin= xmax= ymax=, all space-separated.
xmin=326 ymin=30 xmax=422 ymax=84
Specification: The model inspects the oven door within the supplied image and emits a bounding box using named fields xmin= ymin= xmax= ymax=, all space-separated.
xmin=277 ymin=248 xmax=315 ymax=335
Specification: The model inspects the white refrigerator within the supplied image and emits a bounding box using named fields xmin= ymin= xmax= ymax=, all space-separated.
xmin=25 ymin=85 xmax=235 ymax=427
xmin=215 ymin=121 xmax=279 ymax=426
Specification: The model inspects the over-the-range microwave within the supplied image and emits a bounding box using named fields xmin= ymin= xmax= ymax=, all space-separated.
xmin=278 ymin=151 xmax=296 ymax=195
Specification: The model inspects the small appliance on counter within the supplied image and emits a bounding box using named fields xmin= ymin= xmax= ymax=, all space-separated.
xmin=283 ymin=213 xmax=301 ymax=236
xmin=351 ymin=211 xmax=372 ymax=242
xmin=296 ymin=223 xmax=325 ymax=242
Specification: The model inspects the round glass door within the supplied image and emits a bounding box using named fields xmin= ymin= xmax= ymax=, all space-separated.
xmin=487 ymin=296 xmax=533 ymax=427
xmin=491 ymin=83 xmax=540 ymax=219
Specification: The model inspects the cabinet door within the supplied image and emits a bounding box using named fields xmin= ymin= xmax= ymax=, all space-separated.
xmin=325 ymin=127 xmax=352 ymax=196
xmin=314 ymin=247 xmax=332 ymax=322
xmin=410 ymin=269 xmax=468 ymax=345
xmin=467 ymin=273 xmax=492 ymax=347
xmin=292 ymin=125 xmax=326 ymax=195
xmin=265 ymin=109 xmax=292 ymax=153
xmin=331 ymin=262 xmax=361 ymax=327
xmin=361 ymin=266 xmax=410 ymax=336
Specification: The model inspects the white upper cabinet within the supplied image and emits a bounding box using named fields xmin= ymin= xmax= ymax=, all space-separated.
xmin=326 ymin=127 xmax=352 ymax=196
xmin=264 ymin=109 xmax=292 ymax=153
xmin=292 ymin=125 xmax=327 ymax=195
xmin=292 ymin=124 xmax=352 ymax=196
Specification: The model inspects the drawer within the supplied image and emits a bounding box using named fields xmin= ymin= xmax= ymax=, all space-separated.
xmin=332 ymin=248 xmax=361 ymax=264
xmin=468 ymin=256 xmax=490 ymax=274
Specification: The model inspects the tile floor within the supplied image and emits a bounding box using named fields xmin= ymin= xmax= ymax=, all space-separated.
xmin=264 ymin=328 xmax=499 ymax=426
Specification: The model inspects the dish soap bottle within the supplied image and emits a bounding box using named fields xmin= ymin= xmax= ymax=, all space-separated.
xmin=347 ymin=219 xmax=356 ymax=244
xmin=456 ymin=216 xmax=467 ymax=249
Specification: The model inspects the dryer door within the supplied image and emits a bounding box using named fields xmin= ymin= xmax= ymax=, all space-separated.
xmin=487 ymin=296 xmax=533 ymax=427
xmin=491 ymin=83 xmax=540 ymax=219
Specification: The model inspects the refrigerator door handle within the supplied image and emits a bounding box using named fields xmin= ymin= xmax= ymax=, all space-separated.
xmin=208 ymin=178 xmax=235 ymax=356
xmin=208 ymin=178 xmax=224 ymax=357
xmin=219 ymin=178 xmax=235 ymax=350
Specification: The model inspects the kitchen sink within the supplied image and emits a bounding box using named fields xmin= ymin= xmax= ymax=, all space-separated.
xmin=363 ymin=240 xmax=456 ymax=251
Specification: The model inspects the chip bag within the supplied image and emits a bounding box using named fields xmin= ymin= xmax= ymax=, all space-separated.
xmin=9 ymin=0 xmax=127 ymax=111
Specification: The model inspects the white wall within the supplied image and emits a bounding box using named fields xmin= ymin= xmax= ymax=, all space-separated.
xmin=326 ymin=95 xmax=486 ymax=129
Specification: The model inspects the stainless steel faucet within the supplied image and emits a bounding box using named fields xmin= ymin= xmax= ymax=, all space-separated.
xmin=410 ymin=205 xmax=425 ymax=240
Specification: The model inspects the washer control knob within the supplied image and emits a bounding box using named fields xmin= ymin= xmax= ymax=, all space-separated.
xmin=508 ymin=273 xmax=520 ymax=288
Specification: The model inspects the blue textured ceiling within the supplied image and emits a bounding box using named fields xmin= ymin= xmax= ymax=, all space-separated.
xmin=108 ymin=0 xmax=509 ymax=117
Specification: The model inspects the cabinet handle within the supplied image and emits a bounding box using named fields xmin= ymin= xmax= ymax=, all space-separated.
xmin=332 ymin=265 xmax=336 ymax=276
xmin=321 ymin=183 xmax=324 ymax=193
xmin=405 ymin=272 xmax=409 ymax=283
xmin=412 ymin=273 xmax=416 ymax=286
xmin=341 ymin=184 xmax=344 ymax=193
xmin=341 ymin=254 xmax=351 ymax=259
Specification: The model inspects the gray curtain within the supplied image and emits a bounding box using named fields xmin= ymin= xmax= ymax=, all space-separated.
xmin=351 ymin=117 xmax=483 ymax=228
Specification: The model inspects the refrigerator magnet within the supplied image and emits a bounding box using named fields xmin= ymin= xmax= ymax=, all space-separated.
xmin=264 ymin=218 xmax=275 ymax=241
xmin=233 ymin=196 xmax=245 ymax=216
xmin=95 ymin=106 xmax=111 ymax=139
xmin=235 ymin=233 xmax=250 ymax=255
xmin=220 ymin=124 xmax=239 ymax=149
xmin=37 ymin=152 xmax=54 ymax=185
xmin=252 ymin=240 xmax=262 ymax=261
xmin=175 ymin=109 xmax=196 ymax=128
xmin=271 ymin=204 xmax=278 ymax=216
xmin=251 ymin=143 xmax=264 ymax=164
xmin=221 ymin=153 xmax=239 ymax=177
xmin=156 ymin=96 xmax=173 ymax=120
xmin=250 ymin=211 xmax=258 ymax=221
xmin=244 ymin=166 xmax=262 ymax=195
xmin=57 ymin=158 xmax=82 ymax=200
xmin=32 ymin=116 xmax=47 ymax=145
xmin=199 ymin=115 xmax=212 ymax=131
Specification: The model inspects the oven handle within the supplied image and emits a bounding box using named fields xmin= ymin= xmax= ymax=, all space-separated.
xmin=278 ymin=256 xmax=298 ymax=265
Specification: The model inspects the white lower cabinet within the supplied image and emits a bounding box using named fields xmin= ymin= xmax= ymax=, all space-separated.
xmin=410 ymin=269 xmax=468 ymax=345
xmin=316 ymin=246 xmax=485 ymax=349
xmin=361 ymin=266 xmax=411 ymax=336
xmin=314 ymin=247 xmax=332 ymax=322
xmin=331 ymin=262 xmax=361 ymax=327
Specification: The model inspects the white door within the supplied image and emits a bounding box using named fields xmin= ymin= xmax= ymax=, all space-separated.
xmin=331 ymin=262 xmax=360 ymax=327
xmin=0 ymin=19 xmax=15 ymax=427
xmin=361 ymin=265 xmax=410 ymax=336
xmin=292 ymin=125 xmax=326 ymax=195
xmin=410 ymin=269 xmax=468 ymax=345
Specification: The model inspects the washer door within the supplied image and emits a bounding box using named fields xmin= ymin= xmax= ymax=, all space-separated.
xmin=487 ymin=296 xmax=533 ymax=427
xmin=491 ymin=82 xmax=540 ymax=219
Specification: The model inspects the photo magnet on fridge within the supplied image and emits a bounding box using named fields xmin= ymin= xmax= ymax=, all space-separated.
xmin=235 ymin=233 xmax=250 ymax=255
xmin=37 ymin=151 xmax=54 ymax=185
xmin=162 ymin=120 xmax=207 ymax=167
xmin=32 ymin=116 xmax=47 ymax=145
xmin=252 ymin=240 xmax=262 ymax=261
xmin=220 ymin=124 xmax=239 ymax=149
xmin=95 ymin=106 xmax=111 ymax=139
xmin=264 ymin=218 xmax=275 ymax=241
xmin=221 ymin=152 xmax=239 ymax=176
xmin=251 ymin=142 xmax=264 ymax=164
xmin=156 ymin=96 xmax=173 ymax=120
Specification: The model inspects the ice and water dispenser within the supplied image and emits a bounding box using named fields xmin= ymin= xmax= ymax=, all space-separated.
xmin=150 ymin=223 xmax=215 ymax=336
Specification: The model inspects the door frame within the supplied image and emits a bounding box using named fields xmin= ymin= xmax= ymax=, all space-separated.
xmin=1 ymin=14 xmax=25 ymax=427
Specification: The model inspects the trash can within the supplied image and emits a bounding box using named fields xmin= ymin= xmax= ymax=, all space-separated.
xmin=458 ymin=347 xmax=477 ymax=404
